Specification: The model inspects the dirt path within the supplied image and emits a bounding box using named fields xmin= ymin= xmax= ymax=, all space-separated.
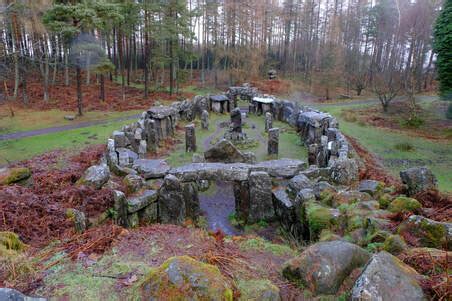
xmin=0 ymin=114 xmax=140 ymax=141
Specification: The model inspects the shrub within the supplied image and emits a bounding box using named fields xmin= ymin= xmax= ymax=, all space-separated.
xmin=401 ymin=116 xmax=425 ymax=128
xmin=394 ymin=142 xmax=415 ymax=152
xmin=341 ymin=111 xmax=358 ymax=123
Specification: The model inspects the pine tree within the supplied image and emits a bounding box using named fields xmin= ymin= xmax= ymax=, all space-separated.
xmin=433 ymin=0 xmax=452 ymax=101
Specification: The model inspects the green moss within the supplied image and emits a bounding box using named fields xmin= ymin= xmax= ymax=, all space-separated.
xmin=383 ymin=235 xmax=407 ymax=255
xmin=239 ymin=237 xmax=296 ymax=257
xmin=319 ymin=229 xmax=342 ymax=242
xmin=388 ymin=196 xmax=422 ymax=213
xmin=237 ymin=279 xmax=280 ymax=301
xmin=366 ymin=242 xmax=384 ymax=253
xmin=0 ymin=167 xmax=31 ymax=185
xmin=305 ymin=202 xmax=336 ymax=240
xmin=378 ymin=193 xmax=392 ymax=209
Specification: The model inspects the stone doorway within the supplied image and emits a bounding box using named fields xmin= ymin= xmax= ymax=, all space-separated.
xmin=199 ymin=180 xmax=241 ymax=235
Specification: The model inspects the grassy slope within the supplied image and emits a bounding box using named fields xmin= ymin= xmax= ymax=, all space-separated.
xmin=0 ymin=120 xmax=132 ymax=165
xmin=320 ymin=103 xmax=452 ymax=192
xmin=0 ymin=109 xmax=142 ymax=134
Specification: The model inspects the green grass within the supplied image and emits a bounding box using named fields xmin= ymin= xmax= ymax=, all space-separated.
xmin=0 ymin=108 xmax=142 ymax=134
xmin=165 ymin=112 xmax=308 ymax=167
xmin=0 ymin=120 xmax=132 ymax=165
xmin=320 ymin=103 xmax=452 ymax=192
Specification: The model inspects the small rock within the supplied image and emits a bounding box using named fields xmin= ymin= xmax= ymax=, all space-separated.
xmin=351 ymin=251 xmax=426 ymax=301
xmin=64 ymin=115 xmax=75 ymax=121
xmin=0 ymin=167 xmax=31 ymax=185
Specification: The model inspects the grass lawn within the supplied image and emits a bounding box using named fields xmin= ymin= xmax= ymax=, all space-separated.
xmin=165 ymin=112 xmax=307 ymax=167
xmin=0 ymin=108 xmax=142 ymax=134
xmin=0 ymin=120 xmax=133 ymax=165
xmin=320 ymin=102 xmax=452 ymax=192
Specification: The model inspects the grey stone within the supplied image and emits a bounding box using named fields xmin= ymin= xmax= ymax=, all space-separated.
xmin=192 ymin=153 xmax=205 ymax=163
xmin=230 ymin=107 xmax=242 ymax=133
xmin=351 ymin=251 xmax=426 ymax=301
xmin=158 ymin=175 xmax=186 ymax=224
xmin=201 ymin=110 xmax=209 ymax=130
xmin=182 ymin=182 xmax=200 ymax=219
xmin=185 ymin=124 xmax=196 ymax=152
xmin=329 ymin=158 xmax=359 ymax=185
xmin=283 ymin=241 xmax=371 ymax=295
xmin=138 ymin=140 xmax=147 ymax=158
xmin=288 ymin=174 xmax=312 ymax=197
xmin=113 ymin=190 xmax=128 ymax=227
xmin=242 ymin=151 xmax=257 ymax=164
xmin=138 ymin=202 xmax=158 ymax=224
xmin=358 ymin=180 xmax=383 ymax=197
xmin=127 ymin=212 xmax=139 ymax=228
xmin=123 ymin=174 xmax=146 ymax=193
xmin=113 ymin=131 xmax=128 ymax=148
xmin=204 ymin=139 xmax=246 ymax=163
xmin=265 ymin=112 xmax=273 ymax=132
xmin=248 ymin=171 xmax=275 ymax=223
xmin=132 ymin=159 xmax=170 ymax=179
xmin=400 ymin=166 xmax=438 ymax=195
xmin=79 ymin=164 xmax=110 ymax=189
xmin=0 ymin=288 xmax=46 ymax=301
xmin=127 ymin=190 xmax=158 ymax=213
xmin=312 ymin=181 xmax=337 ymax=199
xmin=253 ymin=159 xmax=307 ymax=178
xmin=117 ymin=148 xmax=138 ymax=167
xmin=268 ymin=128 xmax=279 ymax=155
xmin=67 ymin=208 xmax=86 ymax=233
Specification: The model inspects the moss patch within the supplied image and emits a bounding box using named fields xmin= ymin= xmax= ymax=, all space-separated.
xmin=237 ymin=278 xmax=280 ymax=301
xmin=388 ymin=196 xmax=421 ymax=213
xmin=239 ymin=237 xmax=297 ymax=257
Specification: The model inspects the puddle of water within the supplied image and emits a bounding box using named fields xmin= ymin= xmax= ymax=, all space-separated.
xmin=199 ymin=180 xmax=241 ymax=236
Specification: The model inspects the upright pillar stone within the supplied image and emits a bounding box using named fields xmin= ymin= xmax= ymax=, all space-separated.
xmin=248 ymin=171 xmax=274 ymax=223
xmin=268 ymin=128 xmax=279 ymax=155
xmin=230 ymin=108 xmax=242 ymax=134
xmin=185 ymin=124 xmax=196 ymax=152
xmin=158 ymin=175 xmax=186 ymax=224
xmin=265 ymin=112 xmax=273 ymax=132
xmin=201 ymin=110 xmax=209 ymax=130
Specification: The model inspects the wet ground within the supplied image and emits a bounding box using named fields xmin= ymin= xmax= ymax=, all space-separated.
xmin=199 ymin=180 xmax=242 ymax=235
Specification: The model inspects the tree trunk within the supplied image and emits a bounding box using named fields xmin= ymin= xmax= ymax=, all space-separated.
xmin=100 ymin=73 xmax=105 ymax=102
xmin=76 ymin=66 xmax=83 ymax=116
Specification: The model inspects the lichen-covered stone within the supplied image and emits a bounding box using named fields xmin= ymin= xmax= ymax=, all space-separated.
xmin=127 ymin=190 xmax=158 ymax=213
xmin=66 ymin=208 xmax=87 ymax=233
xmin=388 ymin=196 xmax=421 ymax=213
xmin=329 ymin=158 xmax=359 ymax=185
xmin=248 ymin=171 xmax=274 ymax=223
xmin=123 ymin=174 xmax=145 ymax=194
xmin=287 ymin=174 xmax=312 ymax=198
xmin=283 ymin=240 xmax=370 ymax=295
xmin=0 ymin=167 xmax=31 ymax=185
xmin=351 ymin=251 xmax=426 ymax=301
xmin=237 ymin=279 xmax=280 ymax=301
xmin=204 ymin=139 xmax=247 ymax=163
xmin=78 ymin=164 xmax=110 ymax=189
xmin=158 ymin=175 xmax=186 ymax=224
xmin=398 ymin=215 xmax=451 ymax=250
xmin=358 ymin=180 xmax=384 ymax=197
xmin=140 ymin=256 xmax=233 ymax=301
xmin=132 ymin=159 xmax=170 ymax=179
xmin=400 ymin=166 xmax=437 ymax=195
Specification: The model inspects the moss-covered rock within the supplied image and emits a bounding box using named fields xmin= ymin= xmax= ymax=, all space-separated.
xmin=303 ymin=201 xmax=339 ymax=241
xmin=140 ymin=256 xmax=233 ymax=300
xmin=383 ymin=235 xmax=407 ymax=255
xmin=398 ymin=215 xmax=451 ymax=250
xmin=332 ymin=191 xmax=372 ymax=207
xmin=237 ymin=279 xmax=280 ymax=301
xmin=388 ymin=196 xmax=421 ymax=213
xmin=0 ymin=167 xmax=31 ymax=185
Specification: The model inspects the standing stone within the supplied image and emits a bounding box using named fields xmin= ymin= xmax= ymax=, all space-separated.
xmin=201 ymin=110 xmax=209 ymax=130
xmin=182 ymin=182 xmax=200 ymax=219
xmin=158 ymin=175 xmax=186 ymax=224
xmin=113 ymin=190 xmax=128 ymax=227
xmin=230 ymin=107 xmax=242 ymax=134
xmin=265 ymin=112 xmax=273 ymax=132
xmin=234 ymin=181 xmax=250 ymax=221
xmin=138 ymin=140 xmax=147 ymax=159
xmin=185 ymin=124 xmax=196 ymax=152
xmin=248 ymin=171 xmax=275 ymax=223
xmin=145 ymin=119 xmax=158 ymax=152
xmin=268 ymin=128 xmax=279 ymax=155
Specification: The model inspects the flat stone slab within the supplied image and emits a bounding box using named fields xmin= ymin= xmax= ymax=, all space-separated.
xmin=133 ymin=159 xmax=170 ymax=179
xmin=298 ymin=111 xmax=331 ymax=127
xmin=127 ymin=190 xmax=158 ymax=213
xmin=210 ymin=95 xmax=229 ymax=102
xmin=147 ymin=106 xmax=176 ymax=119
xmin=168 ymin=159 xmax=307 ymax=182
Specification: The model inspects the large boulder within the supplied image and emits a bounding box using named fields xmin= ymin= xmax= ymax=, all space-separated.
xmin=283 ymin=240 xmax=370 ymax=295
xmin=0 ymin=288 xmax=46 ymax=301
xmin=204 ymin=139 xmax=246 ymax=163
xmin=351 ymin=251 xmax=426 ymax=301
xmin=0 ymin=167 xmax=31 ymax=185
xmin=140 ymin=256 xmax=233 ymax=300
xmin=398 ymin=215 xmax=452 ymax=250
xmin=78 ymin=164 xmax=110 ymax=189
xmin=400 ymin=166 xmax=438 ymax=195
